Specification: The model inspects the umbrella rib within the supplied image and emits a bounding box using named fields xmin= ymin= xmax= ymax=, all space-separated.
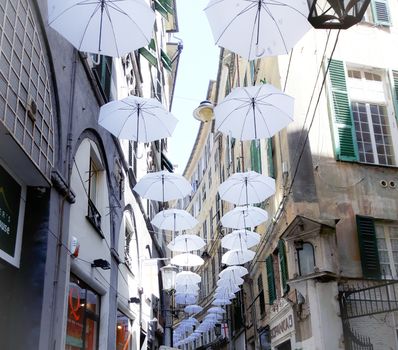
xmin=103 ymin=4 xmax=121 ymax=56
xmin=216 ymin=101 xmax=252 ymax=131
xmin=261 ymin=3 xmax=289 ymax=54
xmin=107 ymin=1 xmax=152 ymax=42
xmin=48 ymin=0 xmax=94 ymax=24
xmin=213 ymin=2 xmax=258 ymax=44
xmin=116 ymin=110 xmax=138 ymax=139
xmin=264 ymin=0 xmax=309 ymax=18
xmin=255 ymin=101 xmax=294 ymax=121
xmin=239 ymin=102 xmax=255 ymax=140
xmin=77 ymin=3 xmax=102 ymax=51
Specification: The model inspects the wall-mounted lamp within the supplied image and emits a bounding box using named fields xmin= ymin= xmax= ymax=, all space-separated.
xmin=91 ymin=259 xmax=111 ymax=270
xmin=193 ymin=100 xmax=214 ymax=123
xmin=128 ymin=297 xmax=140 ymax=304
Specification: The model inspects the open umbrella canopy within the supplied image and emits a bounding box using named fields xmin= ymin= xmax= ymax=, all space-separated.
xmin=171 ymin=253 xmax=204 ymax=267
xmin=208 ymin=306 xmax=226 ymax=314
xmin=214 ymin=292 xmax=236 ymax=300
xmin=184 ymin=305 xmax=203 ymax=314
xmin=151 ymin=209 xmax=198 ymax=231
xmin=221 ymin=229 xmax=261 ymax=250
xmin=167 ymin=234 xmax=206 ymax=252
xmin=219 ymin=265 xmax=248 ymax=278
xmin=175 ymin=284 xmax=200 ymax=293
xmin=216 ymin=284 xmax=241 ymax=294
xmin=218 ymin=171 xmax=275 ymax=205
xmin=222 ymin=249 xmax=255 ymax=265
xmin=48 ymin=0 xmax=155 ymax=57
xmin=204 ymin=0 xmax=310 ymax=60
xmin=212 ymin=299 xmax=232 ymax=306
xmin=175 ymin=294 xmax=198 ymax=305
xmin=215 ymin=84 xmax=294 ymax=140
xmin=221 ymin=205 xmax=268 ymax=229
xmin=217 ymin=276 xmax=244 ymax=286
xmin=176 ymin=271 xmax=201 ymax=285
xmin=99 ymin=96 xmax=178 ymax=143
xmin=134 ymin=171 xmax=192 ymax=202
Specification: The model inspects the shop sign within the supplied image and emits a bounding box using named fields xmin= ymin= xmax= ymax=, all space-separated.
xmin=0 ymin=164 xmax=24 ymax=267
xmin=270 ymin=311 xmax=294 ymax=343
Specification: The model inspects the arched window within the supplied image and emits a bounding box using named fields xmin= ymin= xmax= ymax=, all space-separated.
xmin=297 ymin=242 xmax=315 ymax=276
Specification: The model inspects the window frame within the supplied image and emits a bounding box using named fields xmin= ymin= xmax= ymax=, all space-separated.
xmin=297 ymin=242 xmax=316 ymax=276
xmin=375 ymin=221 xmax=398 ymax=279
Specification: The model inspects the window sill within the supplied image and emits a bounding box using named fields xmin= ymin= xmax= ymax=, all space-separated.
xmin=86 ymin=215 xmax=104 ymax=239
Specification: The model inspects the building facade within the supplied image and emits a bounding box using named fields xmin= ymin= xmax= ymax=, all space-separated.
xmin=174 ymin=1 xmax=398 ymax=349
xmin=0 ymin=0 xmax=180 ymax=349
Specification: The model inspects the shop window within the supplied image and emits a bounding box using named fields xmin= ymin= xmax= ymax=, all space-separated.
xmin=66 ymin=275 xmax=100 ymax=350
xmin=116 ymin=311 xmax=132 ymax=350
xmin=296 ymin=242 xmax=315 ymax=276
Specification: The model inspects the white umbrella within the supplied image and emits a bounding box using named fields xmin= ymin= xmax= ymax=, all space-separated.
xmin=184 ymin=305 xmax=203 ymax=314
xmin=221 ymin=229 xmax=261 ymax=250
xmin=151 ymin=209 xmax=198 ymax=231
xmin=167 ymin=234 xmax=206 ymax=252
xmin=48 ymin=0 xmax=155 ymax=57
xmin=213 ymin=299 xmax=232 ymax=306
xmin=204 ymin=0 xmax=310 ymax=60
xmin=204 ymin=313 xmax=223 ymax=321
xmin=99 ymin=96 xmax=178 ymax=143
xmin=175 ymin=294 xmax=198 ymax=305
xmin=222 ymin=249 xmax=255 ymax=265
xmin=215 ymin=84 xmax=294 ymax=140
xmin=176 ymin=271 xmax=201 ymax=285
xmin=218 ymin=171 xmax=275 ymax=205
xmin=214 ymin=292 xmax=236 ymax=300
xmin=216 ymin=285 xmax=241 ymax=294
xmin=134 ymin=171 xmax=192 ymax=202
xmin=218 ymin=274 xmax=245 ymax=285
xmin=219 ymin=265 xmax=248 ymax=278
xmin=221 ymin=206 xmax=268 ymax=229
xmin=217 ymin=277 xmax=244 ymax=287
xmin=175 ymin=284 xmax=200 ymax=293
xmin=208 ymin=307 xmax=226 ymax=314
xmin=171 ymin=253 xmax=204 ymax=267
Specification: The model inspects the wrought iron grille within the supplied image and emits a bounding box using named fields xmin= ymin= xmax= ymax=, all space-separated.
xmin=342 ymin=320 xmax=373 ymax=350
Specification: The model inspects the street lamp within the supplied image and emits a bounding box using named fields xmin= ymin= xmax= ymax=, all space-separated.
xmin=307 ymin=0 xmax=371 ymax=29
xmin=160 ymin=264 xmax=178 ymax=291
xmin=193 ymin=100 xmax=214 ymax=123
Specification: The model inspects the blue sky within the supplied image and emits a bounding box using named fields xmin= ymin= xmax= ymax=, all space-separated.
xmin=169 ymin=0 xmax=219 ymax=174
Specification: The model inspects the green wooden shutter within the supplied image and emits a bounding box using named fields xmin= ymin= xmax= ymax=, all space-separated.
xmin=250 ymin=140 xmax=262 ymax=173
xmin=356 ymin=215 xmax=381 ymax=279
xmin=391 ymin=70 xmax=398 ymax=122
xmin=139 ymin=39 xmax=157 ymax=67
xmin=328 ymin=59 xmax=358 ymax=162
xmin=266 ymin=256 xmax=276 ymax=305
xmin=371 ymin=0 xmax=391 ymax=26
xmin=161 ymin=49 xmax=172 ymax=72
xmin=278 ymin=240 xmax=288 ymax=292
xmin=267 ymin=138 xmax=274 ymax=178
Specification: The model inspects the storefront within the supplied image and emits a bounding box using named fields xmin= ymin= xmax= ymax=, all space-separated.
xmin=269 ymin=299 xmax=296 ymax=350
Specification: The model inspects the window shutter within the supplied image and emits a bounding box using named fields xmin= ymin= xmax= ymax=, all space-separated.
xmin=391 ymin=70 xmax=398 ymax=122
xmin=356 ymin=215 xmax=381 ymax=279
xmin=328 ymin=59 xmax=358 ymax=162
xmin=278 ymin=240 xmax=288 ymax=292
xmin=250 ymin=140 xmax=262 ymax=173
xmin=266 ymin=256 xmax=276 ymax=304
xmin=267 ymin=138 xmax=274 ymax=178
xmin=371 ymin=0 xmax=391 ymax=26
xmin=139 ymin=39 xmax=157 ymax=67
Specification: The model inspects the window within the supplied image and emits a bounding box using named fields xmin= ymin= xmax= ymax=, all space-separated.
xmin=376 ymin=222 xmax=398 ymax=279
xmin=203 ymin=220 xmax=208 ymax=242
xmin=210 ymin=207 xmax=214 ymax=239
xmin=328 ymin=60 xmax=398 ymax=165
xmin=352 ymin=102 xmax=394 ymax=165
xmin=87 ymin=158 xmax=102 ymax=233
xmin=66 ymin=275 xmax=100 ymax=350
xmin=297 ymin=242 xmax=315 ymax=276
xmin=116 ymin=311 xmax=132 ymax=350
xmin=257 ymin=274 xmax=265 ymax=316
xmin=278 ymin=240 xmax=288 ymax=292
xmin=93 ymin=55 xmax=113 ymax=101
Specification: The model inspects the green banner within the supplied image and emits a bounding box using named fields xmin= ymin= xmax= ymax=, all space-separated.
xmin=0 ymin=164 xmax=21 ymax=258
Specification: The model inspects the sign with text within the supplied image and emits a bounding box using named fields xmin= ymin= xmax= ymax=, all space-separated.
xmin=0 ymin=164 xmax=24 ymax=267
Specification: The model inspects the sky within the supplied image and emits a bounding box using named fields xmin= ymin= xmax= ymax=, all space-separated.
xmin=169 ymin=0 xmax=219 ymax=174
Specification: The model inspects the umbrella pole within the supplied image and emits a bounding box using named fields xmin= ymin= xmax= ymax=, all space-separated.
xmin=98 ymin=0 xmax=105 ymax=53
xmin=245 ymin=177 xmax=249 ymax=207
xmin=251 ymin=98 xmax=258 ymax=139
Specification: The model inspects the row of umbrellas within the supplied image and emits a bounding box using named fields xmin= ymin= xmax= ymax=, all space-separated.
xmin=48 ymin=0 xmax=310 ymax=60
